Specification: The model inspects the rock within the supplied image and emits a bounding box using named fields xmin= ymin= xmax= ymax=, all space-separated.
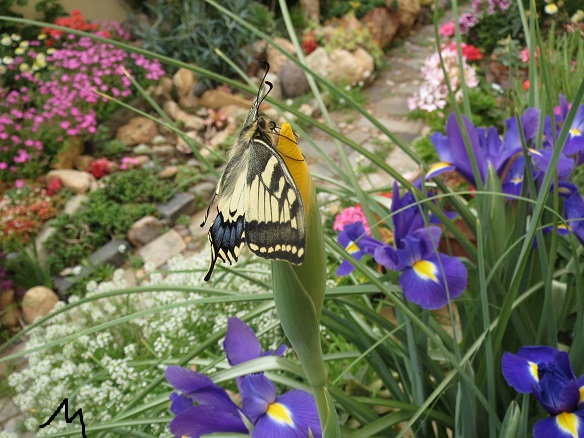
xmin=134 ymin=155 xmax=151 ymax=166
xmin=176 ymin=131 xmax=203 ymax=154
xmin=298 ymin=103 xmax=314 ymax=117
xmin=0 ymin=398 xmax=20 ymax=423
xmin=151 ymin=145 xmax=176 ymax=157
xmin=159 ymin=166 xmax=178 ymax=179
xmin=306 ymin=47 xmax=331 ymax=79
xmin=266 ymin=37 xmax=296 ymax=74
xmin=152 ymin=135 xmax=167 ymax=145
xmin=21 ymin=286 xmax=60 ymax=324
xmin=264 ymin=72 xmax=282 ymax=100
xmin=157 ymin=192 xmax=197 ymax=224
xmin=189 ymin=209 xmax=211 ymax=242
xmin=133 ymin=143 xmax=152 ymax=155
xmin=51 ymin=136 xmax=84 ymax=170
xmin=155 ymin=76 xmax=173 ymax=103
xmin=198 ymin=89 xmax=253 ymax=110
xmin=63 ymin=194 xmax=88 ymax=215
xmin=0 ymin=289 xmax=20 ymax=329
xmin=279 ymin=61 xmax=310 ymax=98
xmin=363 ymin=7 xmax=400 ymax=49
xmin=89 ymin=239 xmax=130 ymax=268
xmin=299 ymin=0 xmax=320 ymax=22
xmin=115 ymin=116 xmax=158 ymax=147
xmin=328 ymin=48 xmax=375 ymax=85
xmin=163 ymin=100 xmax=205 ymax=131
xmin=189 ymin=181 xmax=216 ymax=205
xmin=138 ymin=230 xmax=186 ymax=268
xmin=395 ymin=0 xmax=421 ymax=34
xmin=46 ymin=170 xmax=96 ymax=194
xmin=127 ymin=216 xmax=164 ymax=247
xmin=207 ymin=129 xmax=231 ymax=149
xmin=73 ymin=154 xmax=94 ymax=171
xmin=173 ymin=68 xmax=196 ymax=99
xmin=34 ymin=220 xmax=55 ymax=266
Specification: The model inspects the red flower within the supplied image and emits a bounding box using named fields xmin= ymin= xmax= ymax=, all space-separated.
xmin=523 ymin=79 xmax=530 ymax=91
xmin=90 ymin=158 xmax=110 ymax=179
xmin=47 ymin=177 xmax=63 ymax=196
xmin=461 ymin=44 xmax=483 ymax=61
xmin=301 ymin=31 xmax=318 ymax=55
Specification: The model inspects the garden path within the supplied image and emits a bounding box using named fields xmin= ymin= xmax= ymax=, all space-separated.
xmin=0 ymin=10 xmax=455 ymax=435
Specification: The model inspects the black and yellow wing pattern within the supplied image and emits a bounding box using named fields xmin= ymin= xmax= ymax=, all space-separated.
xmin=201 ymin=63 xmax=306 ymax=281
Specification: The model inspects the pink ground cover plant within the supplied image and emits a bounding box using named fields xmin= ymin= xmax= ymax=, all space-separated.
xmin=0 ymin=25 xmax=165 ymax=184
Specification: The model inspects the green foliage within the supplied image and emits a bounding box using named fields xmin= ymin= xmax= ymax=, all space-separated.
xmin=463 ymin=3 xmax=524 ymax=53
xmin=4 ymin=244 xmax=52 ymax=291
xmin=90 ymin=126 xmax=130 ymax=158
xmin=0 ymin=0 xmax=65 ymax=37
xmin=127 ymin=0 xmax=273 ymax=86
xmin=324 ymin=84 xmax=368 ymax=111
xmin=322 ymin=0 xmax=387 ymax=20
xmin=413 ymin=134 xmax=439 ymax=164
xmin=99 ymin=168 xmax=174 ymax=204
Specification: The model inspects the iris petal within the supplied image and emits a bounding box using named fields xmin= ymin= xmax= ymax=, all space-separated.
xmin=502 ymin=353 xmax=541 ymax=393
xmin=240 ymin=374 xmax=276 ymax=424
xmin=399 ymin=253 xmax=467 ymax=309
xmin=169 ymin=406 xmax=247 ymax=438
xmin=426 ymin=162 xmax=456 ymax=179
xmin=164 ymin=366 xmax=240 ymax=414
xmin=169 ymin=392 xmax=193 ymax=415
xmin=252 ymin=389 xmax=322 ymax=438
xmin=224 ymin=317 xmax=263 ymax=366
xmin=533 ymin=406 xmax=584 ymax=438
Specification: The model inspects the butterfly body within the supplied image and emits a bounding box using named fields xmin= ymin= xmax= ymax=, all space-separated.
xmin=201 ymin=74 xmax=306 ymax=281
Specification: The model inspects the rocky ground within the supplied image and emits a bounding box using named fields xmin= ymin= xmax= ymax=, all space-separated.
xmin=0 ymin=14 xmax=446 ymax=436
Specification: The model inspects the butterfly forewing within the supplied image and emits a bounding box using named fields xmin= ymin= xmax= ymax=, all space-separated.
xmin=201 ymin=62 xmax=306 ymax=281
xmin=245 ymin=137 xmax=306 ymax=263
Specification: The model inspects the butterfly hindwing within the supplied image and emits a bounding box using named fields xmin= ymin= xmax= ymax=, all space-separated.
xmin=245 ymin=137 xmax=306 ymax=263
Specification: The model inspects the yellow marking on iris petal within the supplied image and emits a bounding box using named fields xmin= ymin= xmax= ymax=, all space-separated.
xmin=558 ymin=224 xmax=572 ymax=231
xmin=346 ymin=241 xmax=359 ymax=253
xmin=427 ymin=162 xmax=452 ymax=177
xmin=559 ymin=186 xmax=573 ymax=195
xmin=277 ymin=123 xmax=310 ymax=215
xmin=529 ymin=148 xmax=543 ymax=157
xmin=412 ymin=260 xmax=438 ymax=282
xmin=579 ymin=385 xmax=584 ymax=405
xmin=570 ymin=128 xmax=582 ymax=137
xmin=266 ymin=402 xmax=293 ymax=425
xmin=529 ymin=361 xmax=539 ymax=381
xmin=511 ymin=176 xmax=523 ymax=184
xmin=556 ymin=412 xmax=579 ymax=437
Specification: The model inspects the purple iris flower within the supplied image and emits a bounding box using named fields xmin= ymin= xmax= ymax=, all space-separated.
xmin=335 ymin=222 xmax=388 ymax=276
xmin=165 ymin=318 xmax=322 ymax=438
xmin=351 ymin=183 xmax=467 ymax=310
xmin=428 ymin=110 xmax=540 ymax=195
xmin=502 ymin=346 xmax=584 ymax=438
xmin=563 ymin=188 xmax=584 ymax=245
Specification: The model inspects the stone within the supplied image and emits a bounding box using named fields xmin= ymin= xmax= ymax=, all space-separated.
xmin=207 ymin=129 xmax=231 ymax=149
xmin=0 ymin=398 xmax=19 ymax=423
xmin=51 ymin=136 xmax=84 ymax=169
xmin=299 ymin=0 xmax=320 ymax=22
xmin=157 ymin=192 xmax=197 ymax=225
xmin=52 ymin=275 xmax=74 ymax=296
xmin=138 ymin=230 xmax=186 ymax=268
xmin=0 ymin=289 xmax=20 ymax=329
xmin=279 ymin=61 xmax=310 ymax=98
xmin=115 ymin=116 xmax=158 ymax=147
xmin=189 ymin=209 xmax=211 ymax=242
xmin=151 ymin=145 xmax=176 ymax=157
xmin=90 ymin=239 xmax=130 ymax=267
xmin=73 ymin=154 xmax=94 ymax=171
xmin=21 ymin=286 xmax=60 ymax=324
xmin=396 ymin=0 xmax=421 ymax=34
xmin=327 ymin=48 xmax=375 ymax=85
xmin=266 ymin=37 xmax=296 ymax=74
xmin=34 ymin=220 xmax=55 ymax=266
xmin=306 ymin=47 xmax=331 ymax=79
xmin=198 ymin=89 xmax=253 ymax=110
xmin=127 ymin=216 xmax=164 ymax=247
xmin=264 ymin=72 xmax=282 ymax=100
xmin=134 ymin=155 xmax=151 ymax=166
xmin=155 ymin=76 xmax=173 ymax=103
xmin=163 ymin=100 xmax=205 ymax=130
xmin=363 ymin=7 xmax=400 ymax=49
xmin=133 ymin=143 xmax=152 ymax=155
xmin=63 ymin=194 xmax=88 ymax=215
xmin=173 ymin=68 xmax=196 ymax=99
xmin=46 ymin=170 xmax=97 ymax=194
xmin=151 ymin=135 xmax=167 ymax=145
xmin=189 ymin=181 xmax=216 ymax=205
xmin=176 ymin=131 xmax=203 ymax=155
xmin=159 ymin=166 xmax=179 ymax=179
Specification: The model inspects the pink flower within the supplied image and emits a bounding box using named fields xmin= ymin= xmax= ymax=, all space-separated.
xmin=334 ymin=206 xmax=371 ymax=235
xmin=520 ymin=48 xmax=530 ymax=63
xmin=15 ymin=180 xmax=25 ymax=189
xmin=439 ymin=21 xmax=456 ymax=37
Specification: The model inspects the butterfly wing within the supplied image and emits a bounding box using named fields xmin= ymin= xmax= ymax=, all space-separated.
xmin=245 ymin=136 xmax=306 ymax=263
xmin=203 ymin=148 xmax=249 ymax=281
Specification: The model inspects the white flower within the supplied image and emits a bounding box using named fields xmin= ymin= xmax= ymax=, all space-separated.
xmin=2 ymin=56 xmax=13 ymax=65
xmin=544 ymin=3 xmax=558 ymax=14
xmin=118 ymin=243 xmax=127 ymax=253
xmin=72 ymin=265 xmax=83 ymax=275
xmin=1 ymin=35 xmax=11 ymax=46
